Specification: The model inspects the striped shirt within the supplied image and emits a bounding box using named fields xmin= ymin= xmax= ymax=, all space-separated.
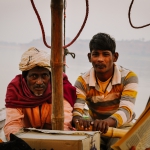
xmin=73 ymin=63 xmax=138 ymax=127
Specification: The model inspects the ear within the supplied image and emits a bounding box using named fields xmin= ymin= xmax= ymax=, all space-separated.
xmin=113 ymin=52 xmax=119 ymax=62
xmin=87 ymin=53 xmax=91 ymax=62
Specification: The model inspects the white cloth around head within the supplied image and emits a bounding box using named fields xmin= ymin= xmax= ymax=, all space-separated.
xmin=19 ymin=47 xmax=51 ymax=72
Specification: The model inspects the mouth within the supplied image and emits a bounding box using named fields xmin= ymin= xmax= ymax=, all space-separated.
xmin=95 ymin=64 xmax=106 ymax=69
xmin=33 ymin=88 xmax=45 ymax=97
xmin=34 ymin=93 xmax=43 ymax=96
xmin=34 ymin=87 xmax=44 ymax=91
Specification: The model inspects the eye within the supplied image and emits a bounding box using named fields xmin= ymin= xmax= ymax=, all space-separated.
xmin=92 ymin=52 xmax=99 ymax=56
xmin=42 ymin=73 xmax=49 ymax=78
xmin=30 ymin=74 xmax=38 ymax=79
xmin=103 ymin=52 xmax=110 ymax=56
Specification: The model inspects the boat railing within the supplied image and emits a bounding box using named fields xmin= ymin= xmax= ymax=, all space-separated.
xmin=0 ymin=108 xmax=6 ymax=130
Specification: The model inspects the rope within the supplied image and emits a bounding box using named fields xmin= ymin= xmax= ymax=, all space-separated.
xmin=30 ymin=0 xmax=89 ymax=49
xmin=64 ymin=48 xmax=75 ymax=58
xmin=30 ymin=0 xmax=51 ymax=48
xmin=63 ymin=0 xmax=75 ymax=59
xmin=63 ymin=0 xmax=89 ymax=48
xmin=128 ymin=0 xmax=150 ymax=29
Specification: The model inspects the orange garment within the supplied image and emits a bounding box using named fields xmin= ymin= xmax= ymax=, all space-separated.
xmin=4 ymin=99 xmax=73 ymax=140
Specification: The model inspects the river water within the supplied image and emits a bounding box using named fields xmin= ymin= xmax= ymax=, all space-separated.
xmin=0 ymin=47 xmax=150 ymax=119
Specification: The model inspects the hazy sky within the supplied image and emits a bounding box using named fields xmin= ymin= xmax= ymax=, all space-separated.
xmin=0 ymin=0 xmax=150 ymax=43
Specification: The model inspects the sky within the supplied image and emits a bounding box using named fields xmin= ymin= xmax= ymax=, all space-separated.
xmin=0 ymin=0 xmax=150 ymax=44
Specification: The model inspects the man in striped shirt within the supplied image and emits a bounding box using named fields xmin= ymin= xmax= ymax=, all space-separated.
xmin=72 ymin=33 xmax=138 ymax=150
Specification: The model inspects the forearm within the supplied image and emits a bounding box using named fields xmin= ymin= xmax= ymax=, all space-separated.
xmin=103 ymin=117 xmax=117 ymax=127
xmin=4 ymin=121 xmax=23 ymax=140
xmin=63 ymin=99 xmax=74 ymax=130
xmin=116 ymin=71 xmax=138 ymax=125
xmin=112 ymin=100 xmax=135 ymax=127
xmin=4 ymin=108 xmax=24 ymax=140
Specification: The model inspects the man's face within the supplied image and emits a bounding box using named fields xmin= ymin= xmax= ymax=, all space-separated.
xmin=88 ymin=50 xmax=118 ymax=74
xmin=26 ymin=67 xmax=50 ymax=96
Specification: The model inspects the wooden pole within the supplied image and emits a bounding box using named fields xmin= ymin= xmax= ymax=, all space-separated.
xmin=51 ymin=0 xmax=64 ymax=130
xmin=63 ymin=0 xmax=66 ymax=73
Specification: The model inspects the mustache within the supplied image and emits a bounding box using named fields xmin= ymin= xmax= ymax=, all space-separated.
xmin=95 ymin=63 xmax=106 ymax=67
xmin=34 ymin=84 xmax=45 ymax=88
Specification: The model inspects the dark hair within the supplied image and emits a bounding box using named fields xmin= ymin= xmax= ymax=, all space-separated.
xmin=89 ymin=33 xmax=116 ymax=53
xmin=22 ymin=71 xmax=29 ymax=78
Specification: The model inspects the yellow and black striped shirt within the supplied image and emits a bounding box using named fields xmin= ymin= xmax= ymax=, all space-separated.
xmin=73 ymin=63 xmax=138 ymax=127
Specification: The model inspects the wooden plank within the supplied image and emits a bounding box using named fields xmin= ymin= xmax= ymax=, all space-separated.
xmin=0 ymin=108 xmax=5 ymax=129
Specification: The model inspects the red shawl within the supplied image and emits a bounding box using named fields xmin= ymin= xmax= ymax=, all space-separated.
xmin=5 ymin=74 xmax=76 ymax=108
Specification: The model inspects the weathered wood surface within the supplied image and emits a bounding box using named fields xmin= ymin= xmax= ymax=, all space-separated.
xmin=0 ymin=108 xmax=6 ymax=129
xmin=51 ymin=0 xmax=64 ymax=130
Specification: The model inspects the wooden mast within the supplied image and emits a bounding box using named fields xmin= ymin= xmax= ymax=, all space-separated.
xmin=50 ymin=0 xmax=64 ymax=130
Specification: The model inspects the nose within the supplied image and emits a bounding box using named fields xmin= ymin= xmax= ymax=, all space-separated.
xmin=98 ymin=54 xmax=104 ymax=61
xmin=36 ymin=77 xmax=43 ymax=84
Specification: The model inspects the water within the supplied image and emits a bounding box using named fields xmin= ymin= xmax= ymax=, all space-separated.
xmin=0 ymin=46 xmax=150 ymax=119
xmin=65 ymin=54 xmax=150 ymax=119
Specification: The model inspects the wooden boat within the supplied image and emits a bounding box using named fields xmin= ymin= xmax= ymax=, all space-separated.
xmin=0 ymin=1 xmax=149 ymax=149
xmin=0 ymin=108 xmax=6 ymax=142
xmin=0 ymin=108 xmax=5 ymax=130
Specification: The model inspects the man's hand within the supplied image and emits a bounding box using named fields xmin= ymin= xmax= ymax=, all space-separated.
xmin=92 ymin=119 xmax=109 ymax=133
xmin=73 ymin=116 xmax=116 ymax=133
xmin=73 ymin=116 xmax=92 ymax=131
